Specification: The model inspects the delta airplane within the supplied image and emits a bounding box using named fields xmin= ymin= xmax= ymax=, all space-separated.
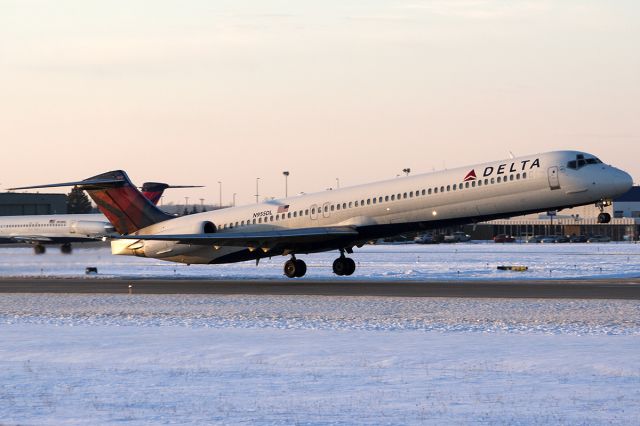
xmin=0 ymin=182 xmax=201 ymax=254
xmin=12 ymin=151 xmax=632 ymax=277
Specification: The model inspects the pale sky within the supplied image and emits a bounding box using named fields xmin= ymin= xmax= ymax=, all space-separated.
xmin=1 ymin=0 xmax=638 ymax=206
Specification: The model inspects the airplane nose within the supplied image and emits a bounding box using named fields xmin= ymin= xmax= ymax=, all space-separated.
xmin=614 ymin=168 xmax=633 ymax=195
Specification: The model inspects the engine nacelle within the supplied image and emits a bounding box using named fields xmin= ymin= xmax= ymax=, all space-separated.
xmin=111 ymin=221 xmax=216 ymax=258
xmin=72 ymin=220 xmax=114 ymax=237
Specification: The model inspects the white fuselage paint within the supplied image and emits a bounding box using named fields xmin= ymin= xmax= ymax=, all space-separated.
xmin=0 ymin=214 xmax=112 ymax=244
xmin=111 ymin=151 xmax=633 ymax=264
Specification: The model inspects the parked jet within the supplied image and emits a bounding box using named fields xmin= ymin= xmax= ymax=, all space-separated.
xmin=11 ymin=151 xmax=632 ymax=276
xmin=0 ymin=182 xmax=201 ymax=254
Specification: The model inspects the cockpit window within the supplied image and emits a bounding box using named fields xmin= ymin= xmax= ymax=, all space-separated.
xmin=567 ymin=155 xmax=603 ymax=170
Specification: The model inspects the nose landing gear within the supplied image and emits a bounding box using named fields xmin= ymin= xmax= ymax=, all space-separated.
xmin=596 ymin=199 xmax=612 ymax=224
xmin=284 ymin=256 xmax=307 ymax=278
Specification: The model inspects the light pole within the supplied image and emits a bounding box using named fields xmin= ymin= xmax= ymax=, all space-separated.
xmin=217 ymin=181 xmax=222 ymax=208
xmin=402 ymin=168 xmax=411 ymax=176
xmin=200 ymin=198 xmax=204 ymax=210
xmin=282 ymin=171 xmax=289 ymax=198
xmin=255 ymin=178 xmax=260 ymax=204
xmin=232 ymin=193 xmax=237 ymax=207
xmin=336 ymin=178 xmax=340 ymax=189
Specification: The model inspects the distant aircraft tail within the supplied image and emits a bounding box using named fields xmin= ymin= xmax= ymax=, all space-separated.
xmin=141 ymin=182 xmax=203 ymax=206
xmin=11 ymin=171 xmax=173 ymax=234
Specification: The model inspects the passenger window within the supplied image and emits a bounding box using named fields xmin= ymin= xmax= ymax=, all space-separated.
xmin=428 ymin=188 xmax=432 ymax=195
xmin=510 ymin=175 xmax=514 ymax=181
xmin=490 ymin=178 xmax=495 ymax=184
xmin=372 ymin=198 xmax=377 ymax=204
xmin=440 ymin=187 xmax=444 ymax=193
xmin=337 ymin=204 xmax=341 ymax=210
xmin=523 ymin=172 xmax=527 ymax=179
xmin=385 ymin=196 xmax=389 ymax=202
xmin=355 ymin=201 xmax=359 ymax=207
xmin=293 ymin=211 xmax=297 ymax=217
xmin=379 ymin=197 xmax=383 ymax=203
xmin=257 ymin=219 xmax=261 ymax=224
xmin=403 ymin=193 xmax=407 ymax=199
xmin=516 ymin=173 xmax=520 ymax=179
xmin=349 ymin=202 xmax=353 ymax=208
xmin=342 ymin=203 xmax=346 ymax=209
xmin=330 ymin=205 xmax=334 ymax=211
xmin=409 ymin=191 xmax=413 ymax=197
xmin=367 ymin=199 xmax=371 ymax=205
xmin=452 ymin=184 xmax=457 ymax=191
xmin=421 ymin=189 xmax=426 ymax=195
xmin=434 ymin=188 xmax=438 ymax=194
xmin=305 ymin=209 xmax=309 ymax=215
xmin=288 ymin=212 xmax=292 ymax=218
xmin=391 ymin=195 xmax=395 ymax=200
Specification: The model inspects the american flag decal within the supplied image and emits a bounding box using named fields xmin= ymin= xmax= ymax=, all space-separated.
xmin=463 ymin=169 xmax=477 ymax=181
xmin=277 ymin=204 xmax=290 ymax=213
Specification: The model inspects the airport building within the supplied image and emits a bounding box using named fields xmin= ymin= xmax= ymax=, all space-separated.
xmin=470 ymin=186 xmax=640 ymax=241
xmin=0 ymin=193 xmax=68 ymax=216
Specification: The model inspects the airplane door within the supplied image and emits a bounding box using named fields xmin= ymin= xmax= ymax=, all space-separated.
xmin=548 ymin=167 xmax=560 ymax=190
xmin=310 ymin=204 xmax=318 ymax=220
xmin=322 ymin=202 xmax=331 ymax=218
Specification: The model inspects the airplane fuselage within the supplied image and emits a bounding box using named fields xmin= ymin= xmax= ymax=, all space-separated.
xmin=112 ymin=150 xmax=633 ymax=264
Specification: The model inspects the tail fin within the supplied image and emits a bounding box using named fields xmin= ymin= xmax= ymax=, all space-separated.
xmin=141 ymin=182 xmax=203 ymax=206
xmin=11 ymin=170 xmax=173 ymax=234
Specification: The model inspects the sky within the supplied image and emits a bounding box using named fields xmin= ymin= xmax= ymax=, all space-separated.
xmin=1 ymin=0 xmax=638 ymax=206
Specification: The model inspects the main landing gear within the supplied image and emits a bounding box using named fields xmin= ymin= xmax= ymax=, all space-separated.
xmin=60 ymin=243 xmax=73 ymax=254
xmin=34 ymin=244 xmax=46 ymax=255
xmin=282 ymin=251 xmax=357 ymax=278
xmin=596 ymin=199 xmax=612 ymax=224
xmin=332 ymin=252 xmax=356 ymax=276
xmin=284 ymin=256 xmax=307 ymax=278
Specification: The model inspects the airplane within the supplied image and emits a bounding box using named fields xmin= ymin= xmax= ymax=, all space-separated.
xmin=11 ymin=151 xmax=632 ymax=276
xmin=0 ymin=182 xmax=201 ymax=254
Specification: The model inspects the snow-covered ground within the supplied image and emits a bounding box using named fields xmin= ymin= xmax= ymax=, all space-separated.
xmin=1 ymin=294 xmax=639 ymax=425
xmin=1 ymin=244 xmax=639 ymax=424
xmin=1 ymin=242 xmax=640 ymax=280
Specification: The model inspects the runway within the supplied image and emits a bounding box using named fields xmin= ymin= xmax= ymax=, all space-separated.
xmin=1 ymin=277 xmax=640 ymax=299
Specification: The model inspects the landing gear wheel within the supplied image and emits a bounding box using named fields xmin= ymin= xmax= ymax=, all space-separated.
xmin=284 ymin=258 xmax=307 ymax=278
xmin=294 ymin=259 xmax=307 ymax=277
xmin=333 ymin=256 xmax=357 ymax=276
xmin=34 ymin=245 xmax=46 ymax=255
xmin=60 ymin=243 xmax=73 ymax=254
xmin=597 ymin=212 xmax=611 ymax=224
xmin=344 ymin=258 xmax=356 ymax=276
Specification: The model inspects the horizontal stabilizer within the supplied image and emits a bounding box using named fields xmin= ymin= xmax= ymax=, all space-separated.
xmin=10 ymin=177 xmax=127 ymax=191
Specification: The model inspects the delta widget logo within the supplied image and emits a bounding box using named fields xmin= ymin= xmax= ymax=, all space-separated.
xmin=463 ymin=170 xmax=477 ymax=181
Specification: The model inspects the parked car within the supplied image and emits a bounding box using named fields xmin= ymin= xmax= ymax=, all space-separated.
xmin=414 ymin=234 xmax=438 ymax=244
xmin=526 ymin=235 xmax=544 ymax=243
xmin=587 ymin=235 xmax=611 ymax=243
xmin=554 ymin=235 xmax=570 ymax=243
xmin=570 ymin=235 xmax=588 ymax=243
xmin=443 ymin=231 xmax=472 ymax=243
xmin=540 ymin=236 xmax=557 ymax=244
xmin=494 ymin=234 xmax=516 ymax=243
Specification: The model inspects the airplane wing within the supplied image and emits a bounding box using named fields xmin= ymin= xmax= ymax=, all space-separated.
xmin=10 ymin=236 xmax=55 ymax=243
xmin=114 ymin=226 xmax=360 ymax=247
